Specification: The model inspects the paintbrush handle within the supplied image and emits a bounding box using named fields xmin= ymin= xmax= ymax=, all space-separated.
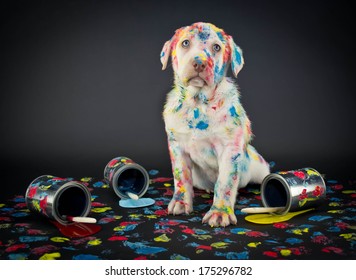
xmin=240 ymin=207 xmax=284 ymax=214
xmin=67 ymin=216 xmax=97 ymax=223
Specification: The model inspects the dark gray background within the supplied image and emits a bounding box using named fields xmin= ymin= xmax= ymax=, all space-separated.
xmin=1 ymin=0 xmax=355 ymax=197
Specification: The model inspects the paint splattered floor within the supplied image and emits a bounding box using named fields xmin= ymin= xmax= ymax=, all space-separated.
xmin=0 ymin=171 xmax=355 ymax=260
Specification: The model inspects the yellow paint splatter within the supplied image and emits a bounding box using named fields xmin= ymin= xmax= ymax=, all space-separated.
xmin=307 ymin=169 xmax=319 ymax=176
xmin=291 ymin=228 xmax=309 ymax=235
xmin=91 ymin=207 xmax=112 ymax=213
xmin=50 ymin=237 xmax=70 ymax=243
xmin=340 ymin=233 xmax=356 ymax=241
xmin=88 ymin=239 xmax=102 ymax=246
xmin=39 ymin=184 xmax=52 ymax=190
xmin=129 ymin=214 xmax=142 ymax=219
xmin=154 ymin=234 xmax=171 ymax=242
xmin=40 ymin=252 xmax=61 ymax=260
xmin=201 ymin=194 xmax=210 ymax=199
xmin=164 ymin=183 xmax=171 ymax=187
xmin=32 ymin=200 xmax=41 ymax=212
xmin=0 ymin=224 xmax=11 ymax=229
xmin=145 ymin=215 xmax=158 ymax=219
xmin=280 ymin=249 xmax=292 ymax=257
xmin=329 ymin=202 xmax=341 ymax=207
xmin=113 ymin=226 xmax=126 ymax=232
xmin=0 ymin=204 xmax=5 ymax=208
xmin=81 ymin=177 xmax=92 ymax=182
xmin=211 ymin=242 xmax=229 ymax=249
xmin=196 ymin=249 xmax=203 ymax=254
xmin=342 ymin=190 xmax=356 ymax=194
xmin=192 ymin=234 xmax=212 ymax=240
xmin=247 ymin=242 xmax=261 ymax=248
xmin=327 ymin=210 xmax=344 ymax=214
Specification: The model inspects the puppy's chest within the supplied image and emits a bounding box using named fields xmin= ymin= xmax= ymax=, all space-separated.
xmin=166 ymin=103 xmax=220 ymax=137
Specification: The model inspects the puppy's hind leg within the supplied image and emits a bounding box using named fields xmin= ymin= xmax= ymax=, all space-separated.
xmin=246 ymin=145 xmax=270 ymax=185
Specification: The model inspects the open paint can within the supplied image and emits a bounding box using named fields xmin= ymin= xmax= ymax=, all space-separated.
xmin=25 ymin=175 xmax=92 ymax=225
xmin=261 ymin=168 xmax=326 ymax=215
xmin=103 ymin=156 xmax=150 ymax=200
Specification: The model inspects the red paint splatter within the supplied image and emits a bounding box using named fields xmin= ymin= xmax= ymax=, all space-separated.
xmin=294 ymin=171 xmax=305 ymax=179
xmin=322 ymin=247 xmax=343 ymax=254
xmin=163 ymin=189 xmax=174 ymax=196
xmin=273 ymin=222 xmax=290 ymax=229
xmin=255 ymin=195 xmax=261 ymax=200
xmin=0 ymin=217 xmax=11 ymax=222
xmin=197 ymin=245 xmax=212 ymax=251
xmin=154 ymin=209 xmax=168 ymax=216
xmin=312 ymin=235 xmax=330 ymax=245
xmin=331 ymin=184 xmax=343 ymax=190
xmin=108 ymin=159 xmax=119 ymax=167
xmin=27 ymin=229 xmax=47 ymax=235
xmin=27 ymin=187 xmax=37 ymax=198
xmin=108 ymin=236 xmax=128 ymax=241
xmin=299 ymin=189 xmax=308 ymax=200
xmin=151 ymin=177 xmax=173 ymax=183
xmin=312 ymin=186 xmax=324 ymax=197
xmin=31 ymin=245 xmax=59 ymax=255
xmin=14 ymin=203 xmax=27 ymax=209
xmin=5 ymin=243 xmax=28 ymax=252
xmin=263 ymin=251 xmax=278 ymax=258
xmin=182 ymin=228 xmax=195 ymax=234
xmin=245 ymin=231 xmax=268 ymax=237
xmin=91 ymin=202 xmax=106 ymax=207
xmin=335 ymin=222 xmax=349 ymax=229
xmin=39 ymin=196 xmax=48 ymax=213
xmin=134 ymin=256 xmax=148 ymax=260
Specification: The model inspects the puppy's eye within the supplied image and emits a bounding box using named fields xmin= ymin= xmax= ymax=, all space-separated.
xmin=213 ymin=44 xmax=221 ymax=52
xmin=181 ymin=39 xmax=190 ymax=48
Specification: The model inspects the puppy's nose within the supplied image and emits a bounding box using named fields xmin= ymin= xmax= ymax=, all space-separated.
xmin=193 ymin=56 xmax=207 ymax=73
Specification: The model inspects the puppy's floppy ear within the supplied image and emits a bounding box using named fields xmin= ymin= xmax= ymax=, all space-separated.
xmin=228 ymin=36 xmax=244 ymax=77
xmin=160 ymin=39 xmax=172 ymax=70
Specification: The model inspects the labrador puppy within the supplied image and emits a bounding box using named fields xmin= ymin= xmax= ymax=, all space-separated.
xmin=161 ymin=22 xmax=270 ymax=227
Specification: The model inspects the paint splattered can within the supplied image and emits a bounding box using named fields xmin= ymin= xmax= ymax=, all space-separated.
xmin=25 ymin=175 xmax=92 ymax=225
xmin=261 ymin=168 xmax=326 ymax=215
xmin=103 ymin=156 xmax=150 ymax=199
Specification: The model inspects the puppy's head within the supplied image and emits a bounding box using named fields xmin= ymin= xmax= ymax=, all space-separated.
xmin=161 ymin=22 xmax=244 ymax=88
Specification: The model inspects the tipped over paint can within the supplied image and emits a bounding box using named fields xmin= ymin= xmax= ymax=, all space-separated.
xmin=25 ymin=175 xmax=92 ymax=225
xmin=103 ymin=157 xmax=150 ymax=199
xmin=261 ymin=168 xmax=326 ymax=215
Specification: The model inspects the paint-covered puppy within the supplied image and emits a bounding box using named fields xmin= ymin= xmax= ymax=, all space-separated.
xmin=161 ymin=22 xmax=270 ymax=227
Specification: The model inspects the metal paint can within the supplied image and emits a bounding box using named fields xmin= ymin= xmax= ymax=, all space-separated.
xmin=25 ymin=175 xmax=92 ymax=225
xmin=261 ymin=168 xmax=326 ymax=215
xmin=103 ymin=156 xmax=150 ymax=199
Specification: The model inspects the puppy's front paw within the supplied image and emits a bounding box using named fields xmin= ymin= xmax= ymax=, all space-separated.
xmin=168 ymin=198 xmax=193 ymax=215
xmin=202 ymin=205 xmax=237 ymax=227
